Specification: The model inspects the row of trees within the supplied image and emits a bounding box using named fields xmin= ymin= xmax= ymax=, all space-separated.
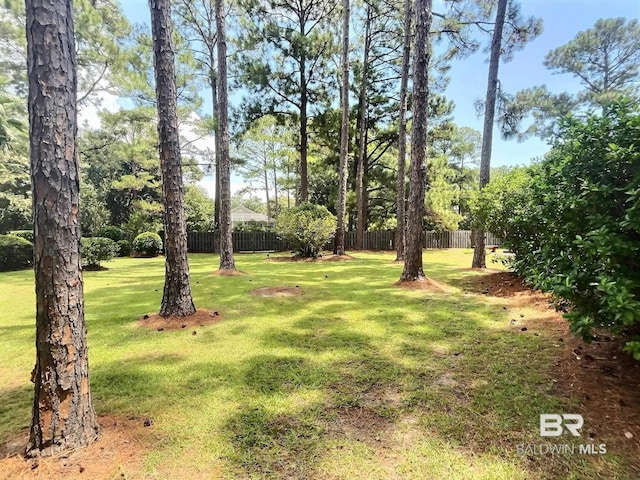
xmin=2 ymin=6 xmax=639 ymax=248
xmin=20 ymin=0 xmax=235 ymax=456
xmin=7 ymin=0 xmax=640 ymax=457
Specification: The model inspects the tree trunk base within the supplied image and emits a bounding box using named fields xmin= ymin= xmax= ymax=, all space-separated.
xmin=471 ymin=228 xmax=486 ymax=269
xmin=27 ymin=418 xmax=100 ymax=458
xmin=159 ymin=305 xmax=197 ymax=318
xmin=399 ymin=270 xmax=425 ymax=282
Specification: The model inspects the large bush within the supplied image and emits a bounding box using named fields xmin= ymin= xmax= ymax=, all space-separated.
xmin=276 ymin=203 xmax=336 ymax=257
xmin=469 ymin=167 xmax=532 ymax=254
xmin=9 ymin=229 xmax=34 ymax=244
xmin=117 ymin=239 xmax=132 ymax=257
xmin=96 ymin=225 xmax=125 ymax=242
xmin=501 ymin=102 xmax=640 ymax=358
xmin=81 ymin=237 xmax=118 ymax=268
xmin=0 ymin=234 xmax=32 ymax=271
xmin=132 ymin=232 xmax=163 ymax=257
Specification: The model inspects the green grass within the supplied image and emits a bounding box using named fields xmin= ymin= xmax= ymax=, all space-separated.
xmin=0 ymin=250 xmax=633 ymax=479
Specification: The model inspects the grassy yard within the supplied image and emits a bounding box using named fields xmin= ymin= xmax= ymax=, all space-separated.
xmin=0 ymin=250 xmax=635 ymax=479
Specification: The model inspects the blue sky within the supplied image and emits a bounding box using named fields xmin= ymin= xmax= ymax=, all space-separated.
xmin=447 ymin=0 xmax=640 ymax=167
xmin=121 ymin=0 xmax=639 ymax=172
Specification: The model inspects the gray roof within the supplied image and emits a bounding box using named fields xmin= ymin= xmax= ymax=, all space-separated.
xmin=230 ymin=205 xmax=272 ymax=223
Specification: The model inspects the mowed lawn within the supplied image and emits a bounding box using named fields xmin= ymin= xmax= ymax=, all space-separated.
xmin=0 ymin=251 xmax=632 ymax=479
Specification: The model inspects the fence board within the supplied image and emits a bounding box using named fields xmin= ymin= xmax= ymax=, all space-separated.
xmin=187 ymin=230 xmax=501 ymax=253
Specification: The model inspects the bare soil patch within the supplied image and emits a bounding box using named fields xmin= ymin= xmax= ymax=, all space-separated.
xmin=0 ymin=416 xmax=154 ymax=480
xmin=267 ymin=254 xmax=355 ymax=262
xmin=137 ymin=308 xmax=222 ymax=331
xmin=393 ymin=277 xmax=450 ymax=292
xmin=462 ymin=271 xmax=537 ymax=297
xmin=465 ymin=271 xmax=640 ymax=469
xmin=456 ymin=267 xmax=503 ymax=273
xmin=327 ymin=405 xmax=392 ymax=444
xmin=554 ymin=334 xmax=640 ymax=465
xmin=250 ymin=286 xmax=303 ymax=297
xmin=461 ymin=271 xmax=553 ymax=309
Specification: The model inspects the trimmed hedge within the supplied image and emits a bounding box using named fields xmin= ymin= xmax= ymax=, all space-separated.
xmin=0 ymin=234 xmax=33 ymax=271
xmin=275 ymin=203 xmax=336 ymax=258
xmin=81 ymin=237 xmax=118 ymax=268
xmin=133 ymin=232 xmax=163 ymax=257
xmin=96 ymin=225 xmax=125 ymax=242
xmin=117 ymin=239 xmax=132 ymax=257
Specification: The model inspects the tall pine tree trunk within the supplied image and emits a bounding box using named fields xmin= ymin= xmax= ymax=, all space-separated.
xmin=355 ymin=6 xmax=371 ymax=251
xmin=335 ymin=0 xmax=350 ymax=256
xmin=472 ymin=0 xmax=507 ymax=269
xmin=273 ymin=161 xmax=279 ymax=215
xmin=150 ymin=0 xmax=197 ymax=317
xmin=26 ymin=0 xmax=99 ymax=456
xmin=216 ymin=0 xmax=236 ymax=270
xmin=400 ymin=0 xmax=432 ymax=282
xmin=211 ymin=68 xmax=221 ymax=237
xmin=395 ymin=0 xmax=412 ymax=262
xmin=264 ymin=163 xmax=271 ymax=221
xmin=299 ymin=62 xmax=309 ymax=203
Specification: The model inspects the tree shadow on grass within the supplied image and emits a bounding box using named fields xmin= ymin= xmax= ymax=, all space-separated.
xmin=244 ymin=355 xmax=335 ymax=395
xmin=220 ymin=291 xmax=612 ymax=479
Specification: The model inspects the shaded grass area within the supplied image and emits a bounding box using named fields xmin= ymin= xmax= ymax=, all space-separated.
xmin=0 ymin=250 xmax=633 ymax=479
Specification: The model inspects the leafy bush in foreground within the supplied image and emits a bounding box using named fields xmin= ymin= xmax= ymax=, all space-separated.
xmin=503 ymin=102 xmax=640 ymax=358
xmin=132 ymin=232 xmax=163 ymax=257
xmin=276 ymin=203 xmax=336 ymax=258
xmin=0 ymin=234 xmax=32 ymax=271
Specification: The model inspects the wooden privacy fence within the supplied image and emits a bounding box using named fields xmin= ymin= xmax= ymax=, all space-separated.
xmin=187 ymin=230 xmax=501 ymax=253
xmin=423 ymin=230 xmax=502 ymax=249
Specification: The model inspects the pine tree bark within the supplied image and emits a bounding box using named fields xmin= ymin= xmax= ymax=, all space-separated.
xmin=150 ymin=0 xmax=196 ymax=316
xmin=335 ymin=0 xmax=350 ymax=256
xmin=273 ymin=161 xmax=279 ymax=214
xmin=26 ymin=0 xmax=99 ymax=456
xmin=264 ymin=162 xmax=271 ymax=221
xmin=400 ymin=0 xmax=432 ymax=281
xmin=211 ymin=68 xmax=221 ymax=237
xmin=299 ymin=53 xmax=309 ymax=203
xmin=216 ymin=0 xmax=236 ymax=270
xmin=395 ymin=0 xmax=412 ymax=262
xmin=472 ymin=0 xmax=507 ymax=269
xmin=355 ymin=6 xmax=372 ymax=251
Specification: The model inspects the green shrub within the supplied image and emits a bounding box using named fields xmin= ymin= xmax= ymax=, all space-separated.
xmin=117 ymin=239 xmax=132 ymax=257
xmin=234 ymin=220 xmax=275 ymax=233
xmin=0 ymin=234 xmax=32 ymax=271
xmin=133 ymin=232 xmax=163 ymax=257
xmin=81 ymin=237 xmax=118 ymax=268
xmin=500 ymin=102 xmax=640 ymax=358
xmin=9 ymin=229 xmax=34 ymax=244
xmin=96 ymin=225 xmax=125 ymax=242
xmin=276 ymin=203 xmax=336 ymax=258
